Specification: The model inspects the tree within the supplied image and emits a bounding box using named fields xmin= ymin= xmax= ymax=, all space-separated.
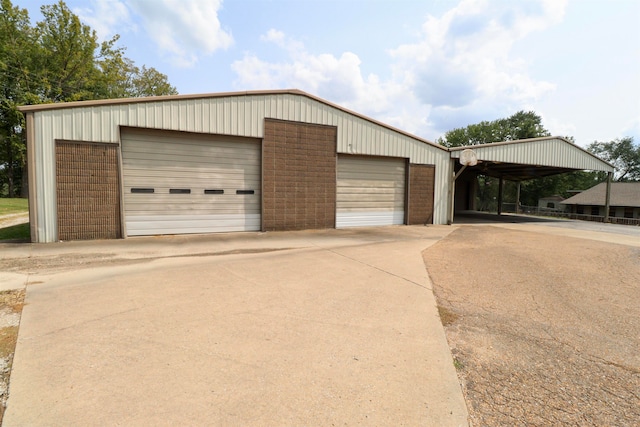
xmin=0 ymin=0 xmax=177 ymax=197
xmin=0 ymin=0 xmax=37 ymax=197
xmin=587 ymin=137 xmax=639 ymax=181
xmin=437 ymin=110 xmax=550 ymax=147
xmin=36 ymin=1 xmax=98 ymax=102
xmin=92 ymin=36 xmax=177 ymax=99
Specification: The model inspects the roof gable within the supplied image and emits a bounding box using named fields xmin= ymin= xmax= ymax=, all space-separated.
xmin=18 ymin=89 xmax=446 ymax=152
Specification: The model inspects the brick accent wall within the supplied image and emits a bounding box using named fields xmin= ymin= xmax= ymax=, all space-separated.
xmin=56 ymin=141 xmax=122 ymax=240
xmin=262 ymin=119 xmax=337 ymax=231
xmin=407 ymin=164 xmax=435 ymax=225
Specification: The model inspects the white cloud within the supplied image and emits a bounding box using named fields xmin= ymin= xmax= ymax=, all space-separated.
xmin=128 ymin=0 xmax=233 ymax=67
xmin=390 ymin=0 xmax=566 ymax=135
xmin=232 ymin=0 xmax=568 ymax=139
xmin=621 ymin=118 xmax=640 ymax=143
xmin=74 ymin=0 xmax=133 ymax=41
xmin=233 ymin=31 xmax=404 ymax=114
xmin=542 ymin=115 xmax=577 ymax=140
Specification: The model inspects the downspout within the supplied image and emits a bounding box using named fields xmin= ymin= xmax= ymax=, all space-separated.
xmin=25 ymin=112 xmax=38 ymax=243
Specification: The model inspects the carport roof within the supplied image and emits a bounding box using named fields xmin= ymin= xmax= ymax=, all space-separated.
xmin=450 ymin=136 xmax=614 ymax=181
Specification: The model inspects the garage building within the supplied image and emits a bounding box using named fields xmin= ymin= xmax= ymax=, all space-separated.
xmin=20 ymin=89 xmax=614 ymax=243
xmin=22 ymin=90 xmax=450 ymax=242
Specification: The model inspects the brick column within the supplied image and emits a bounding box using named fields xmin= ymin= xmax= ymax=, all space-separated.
xmin=407 ymin=164 xmax=435 ymax=225
xmin=262 ymin=119 xmax=337 ymax=231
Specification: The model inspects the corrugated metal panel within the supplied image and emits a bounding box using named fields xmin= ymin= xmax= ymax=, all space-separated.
xmin=450 ymin=138 xmax=613 ymax=172
xmin=336 ymin=156 xmax=405 ymax=227
xmin=31 ymin=92 xmax=451 ymax=241
xmin=121 ymin=128 xmax=261 ymax=236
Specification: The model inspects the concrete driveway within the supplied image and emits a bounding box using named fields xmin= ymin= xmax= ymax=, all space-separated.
xmin=2 ymin=226 xmax=468 ymax=426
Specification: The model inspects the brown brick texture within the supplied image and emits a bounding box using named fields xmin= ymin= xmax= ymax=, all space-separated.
xmin=262 ymin=119 xmax=337 ymax=231
xmin=56 ymin=141 xmax=122 ymax=240
xmin=407 ymin=164 xmax=435 ymax=225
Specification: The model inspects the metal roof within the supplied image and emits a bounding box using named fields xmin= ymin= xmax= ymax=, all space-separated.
xmin=450 ymin=136 xmax=614 ymax=179
xmin=561 ymin=182 xmax=640 ymax=207
xmin=18 ymin=89 xmax=447 ymax=152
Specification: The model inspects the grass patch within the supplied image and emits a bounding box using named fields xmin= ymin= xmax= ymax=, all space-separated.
xmin=437 ymin=305 xmax=459 ymax=326
xmin=0 ymin=198 xmax=28 ymax=216
xmin=0 ymin=326 xmax=19 ymax=362
xmin=0 ymin=223 xmax=29 ymax=241
xmin=453 ymin=356 xmax=464 ymax=371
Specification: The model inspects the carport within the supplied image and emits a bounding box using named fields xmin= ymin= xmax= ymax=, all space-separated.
xmin=447 ymin=137 xmax=615 ymax=223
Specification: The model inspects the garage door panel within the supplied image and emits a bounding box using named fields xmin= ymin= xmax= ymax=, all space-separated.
xmin=337 ymin=199 xmax=402 ymax=208
xmin=336 ymin=156 xmax=406 ymax=228
xmin=337 ymin=201 xmax=403 ymax=210
xmin=123 ymin=201 xmax=261 ymax=214
xmin=125 ymin=214 xmax=261 ymax=236
xmin=124 ymin=179 xmax=261 ymax=189
xmin=123 ymin=152 xmax=261 ymax=166
xmin=121 ymin=128 xmax=261 ymax=236
xmin=337 ymin=190 xmax=405 ymax=200
xmin=335 ymin=212 xmax=405 ymax=228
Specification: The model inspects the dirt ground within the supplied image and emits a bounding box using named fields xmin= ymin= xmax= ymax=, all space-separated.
xmin=0 ymin=213 xmax=28 ymax=230
xmin=0 ymin=289 xmax=24 ymax=422
xmin=423 ymin=226 xmax=640 ymax=426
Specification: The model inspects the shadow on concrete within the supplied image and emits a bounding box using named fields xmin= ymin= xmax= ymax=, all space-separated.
xmin=454 ymin=211 xmax=563 ymax=224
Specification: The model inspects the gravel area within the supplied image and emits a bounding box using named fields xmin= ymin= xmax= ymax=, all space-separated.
xmin=423 ymin=226 xmax=640 ymax=426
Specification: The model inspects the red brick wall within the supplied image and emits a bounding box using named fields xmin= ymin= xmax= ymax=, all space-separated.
xmin=407 ymin=164 xmax=435 ymax=225
xmin=56 ymin=141 xmax=122 ymax=240
xmin=262 ymin=119 xmax=337 ymax=231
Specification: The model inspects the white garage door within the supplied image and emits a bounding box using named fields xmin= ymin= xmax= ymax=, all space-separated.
xmin=121 ymin=128 xmax=261 ymax=236
xmin=336 ymin=155 xmax=406 ymax=227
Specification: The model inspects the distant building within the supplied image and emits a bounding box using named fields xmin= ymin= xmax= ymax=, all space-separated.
xmin=538 ymin=195 xmax=565 ymax=211
xmin=561 ymin=182 xmax=640 ymax=220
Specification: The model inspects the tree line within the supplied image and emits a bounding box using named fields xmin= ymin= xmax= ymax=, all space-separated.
xmin=1 ymin=0 xmax=177 ymax=197
xmin=437 ymin=111 xmax=639 ymax=209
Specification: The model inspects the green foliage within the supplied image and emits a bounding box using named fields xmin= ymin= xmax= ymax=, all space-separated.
xmin=92 ymin=36 xmax=178 ymax=99
xmin=438 ymin=110 xmax=550 ymax=147
xmin=517 ymin=171 xmax=606 ymax=207
xmin=587 ymin=137 xmax=639 ymax=181
xmin=36 ymin=1 xmax=98 ymax=102
xmin=0 ymin=0 xmax=36 ymax=197
xmin=0 ymin=0 xmax=178 ymax=197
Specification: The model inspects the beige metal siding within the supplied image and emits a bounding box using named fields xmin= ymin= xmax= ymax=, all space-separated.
xmin=121 ymin=128 xmax=261 ymax=235
xmin=336 ymin=156 xmax=405 ymax=227
xmin=30 ymin=92 xmax=452 ymax=241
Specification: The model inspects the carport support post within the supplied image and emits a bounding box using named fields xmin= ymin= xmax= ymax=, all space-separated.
xmin=497 ymin=177 xmax=504 ymax=215
xmin=604 ymin=171 xmax=612 ymax=222
xmin=515 ymin=181 xmax=521 ymax=214
xmin=448 ymin=160 xmax=456 ymax=225
xmin=448 ymin=161 xmax=468 ymax=225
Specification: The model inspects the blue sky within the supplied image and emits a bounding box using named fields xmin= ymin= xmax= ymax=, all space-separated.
xmin=20 ymin=0 xmax=640 ymax=147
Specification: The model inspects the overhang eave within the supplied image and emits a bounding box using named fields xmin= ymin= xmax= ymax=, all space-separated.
xmin=457 ymin=161 xmax=585 ymax=181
